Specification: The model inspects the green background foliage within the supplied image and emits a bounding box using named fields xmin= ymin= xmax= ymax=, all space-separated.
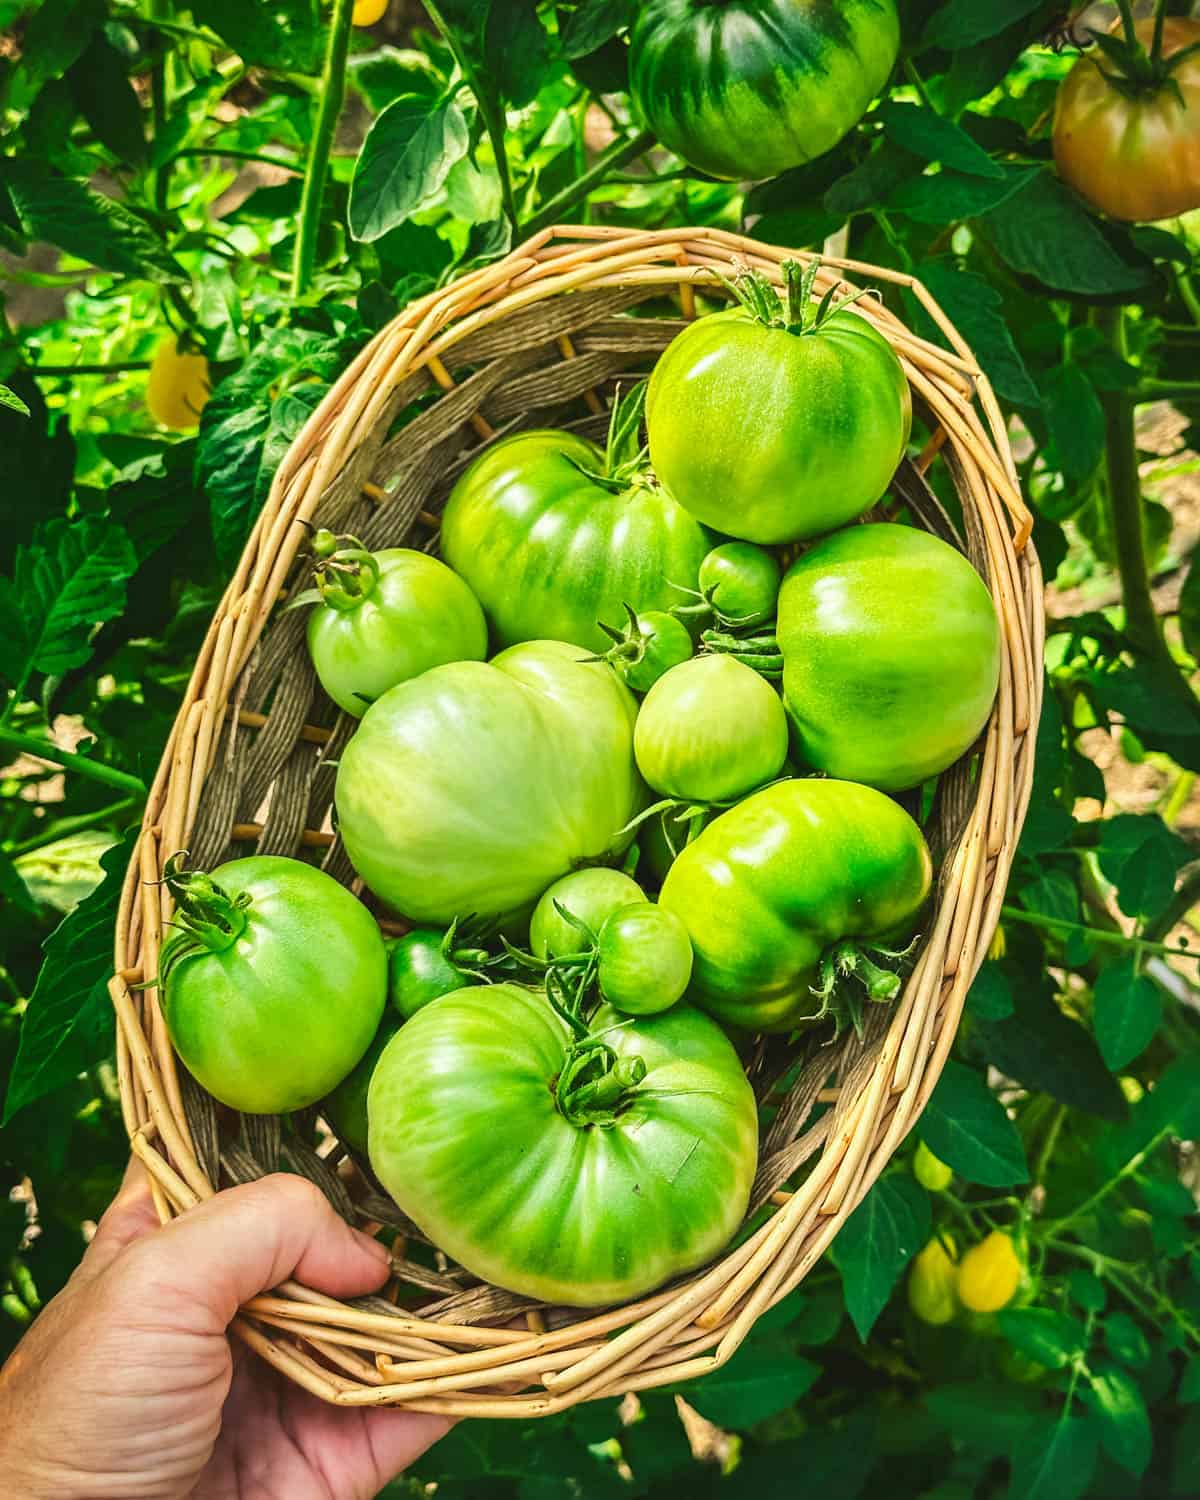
xmin=0 ymin=1 xmax=1199 ymax=1495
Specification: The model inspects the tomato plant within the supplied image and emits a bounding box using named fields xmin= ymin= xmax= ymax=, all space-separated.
xmin=368 ymin=984 xmax=757 ymax=1305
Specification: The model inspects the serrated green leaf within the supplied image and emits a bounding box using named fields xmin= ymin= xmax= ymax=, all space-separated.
xmin=68 ymin=30 xmax=145 ymax=163
xmin=0 ymin=515 xmax=137 ymax=687
xmin=890 ymin=163 xmax=1038 ymax=226
xmin=1094 ymin=814 xmax=1191 ymax=920
xmin=834 ymin=1175 xmax=930 ymax=1340
xmin=824 ymin=140 xmax=923 ymax=217
xmin=190 ymin=0 xmax=322 ymax=72
xmin=878 ymin=102 xmax=1003 ymax=179
xmin=14 ymin=0 xmax=102 ymax=93
xmin=1066 ymin=1269 xmax=1107 ymax=1312
xmin=996 ymin=1307 xmax=1087 ymax=1370
xmin=1040 ymin=363 xmax=1106 ymax=484
xmin=1007 ymin=1414 xmax=1098 ymax=1500
xmin=485 ymin=0 xmax=556 ymax=108
xmin=967 ymin=962 xmax=1015 ymax=1020
xmin=562 ymin=0 xmax=629 ymax=57
xmin=1085 ymin=1362 xmax=1152 ymax=1476
xmin=2 ymin=160 xmax=183 ymax=284
xmin=349 ymin=96 xmax=470 ymax=243
xmin=3 ymin=835 xmax=133 ymax=1123
xmin=1018 ymin=868 xmax=1079 ymax=925
xmin=921 ymin=1060 xmax=1029 ymax=1186
xmin=912 ymin=261 xmax=1040 ymax=408
xmin=926 ymin=1381 xmax=1040 ymax=1457
xmin=679 ymin=1345 xmax=820 ymax=1429
xmin=983 ymin=170 xmax=1153 ymax=297
xmin=922 ymin=0 xmax=1045 ymax=50
xmin=979 ymin=982 xmax=1127 ymax=1120
xmin=1093 ymin=959 xmax=1161 ymax=1071
xmin=349 ymin=46 xmax=443 ymax=111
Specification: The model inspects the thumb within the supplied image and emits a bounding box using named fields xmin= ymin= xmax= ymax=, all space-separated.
xmin=130 ymin=1173 xmax=392 ymax=1333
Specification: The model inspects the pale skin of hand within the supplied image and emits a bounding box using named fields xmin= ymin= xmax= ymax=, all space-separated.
xmin=0 ymin=1164 xmax=450 ymax=1499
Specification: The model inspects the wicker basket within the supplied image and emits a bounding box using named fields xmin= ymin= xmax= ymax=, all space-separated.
xmin=110 ymin=225 xmax=1043 ymax=1417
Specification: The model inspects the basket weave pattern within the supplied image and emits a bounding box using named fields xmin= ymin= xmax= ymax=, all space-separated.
xmin=111 ymin=226 xmax=1043 ymax=1416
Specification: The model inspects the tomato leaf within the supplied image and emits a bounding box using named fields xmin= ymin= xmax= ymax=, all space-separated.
xmin=0 ymin=383 xmax=29 ymax=416
xmin=3 ymin=835 xmax=134 ymax=1124
xmin=921 ymin=0 xmax=1046 ymax=50
xmin=67 ymin=30 xmax=145 ymax=163
xmin=561 ymin=0 xmax=631 ymax=58
xmin=1006 ymin=1415 xmax=1098 ymax=1500
xmin=349 ymin=95 xmax=471 ymax=243
xmin=920 ymin=1060 xmax=1029 ymax=1187
xmin=1084 ymin=1361 xmax=1152 ymax=1477
xmin=485 ymin=0 xmax=556 ymax=108
xmin=995 ymin=1307 xmax=1087 ymax=1370
xmin=678 ymin=1344 xmax=820 ymax=1429
xmin=1094 ymin=814 xmax=1191 ymax=920
xmin=967 ymin=962 xmax=1014 ymax=1021
xmin=1066 ymin=1269 xmax=1107 ymax=1312
xmin=14 ymin=0 xmax=102 ymax=93
xmin=834 ymin=1174 xmax=930 ymax=1340
xmin=190 ymin=0 xmax=322 ymax=73
xmin=824 ymin=140 xmax=923 ymax=217
xmin=890 ymin=163 xmax=1038 ymax=225
xmin=925 ymin=1380 xmax=1041 ymax=1457
xmin=0 ymin=515 xmax=137 ymax=686
xmin=1018 ymin=868 xmax=1079 ymax=925
xmin=910 ymin=261 xmax=1041 ymax=409
xmin=1039 ymin=363 xmax=1106 ymax=484
xmin=1 ymin=159 xmax=184 ymax=284
xmin=982 ymin=171 xmax=1154 ymax=298
xmin=878 ymin=102 xmax=1003 ymax=180
xmin=1093 ymin=959 xmax=1161 ymax=1071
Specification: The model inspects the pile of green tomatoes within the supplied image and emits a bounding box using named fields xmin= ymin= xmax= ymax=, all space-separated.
xmin=158 ymin=263 xmax=1001 ymax=1308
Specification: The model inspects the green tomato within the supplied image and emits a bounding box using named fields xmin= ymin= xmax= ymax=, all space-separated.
xmin=440 ymin=429 xmax=710 ymax=654
xmin=307 ymin=547 xmax=487 ymax=718
xmin=629 ymin=0 xmax=900 ymax=182
xmin=698 ymin=542 xmax=781 ymax=627
xmin=324 ymin=1013 xmax=401 ymax=1156
xmin=530 ymin=868 xmax=647 ymax=960
xmin=388 ymin=929 xmax=474 ymax=1018
xmin=659 ymin=779 xmax=932 ymax=1032
xmin=647 ymin=306 xmax=911 ymax=545
xmin=634 ymin=655 xmax=788 ymax=803
xmin=598 ymin=903 xmax=693 ymax=1015
xmin=368 ymin=984 xmax=758 ymax=1305
xmin=778 ymin=524 xmax=1001 ymax=790
xmin=161 ymin=856 xmax=387 ymax=1113
xmin=615 ymin=610 xmax=694 ymax=693
xmin=336 ymin=640 xmax=642 ymax=922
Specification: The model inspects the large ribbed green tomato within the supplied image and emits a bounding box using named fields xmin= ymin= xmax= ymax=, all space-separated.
xmin=368 ymin=984 xmax=758 ymax=1305
xmin=778 ymin=524 xmax=1001 ymax=790
xmin=160 ymin=856 xmax=387 ymax=1114
xmin=629 ymin=0 xmax=900 ymax=182
xmin=659 ymin=780 xmax=932 ymax=1032
xmin=440 ymin=429 xmax=710 ymax=654
xmin=647 ymin=304 xmax=911 ymax=544
xmin=335 ymin=641 xmax=642 ymax=922
xmin=306 ymin=546 xmax=486 ymax=718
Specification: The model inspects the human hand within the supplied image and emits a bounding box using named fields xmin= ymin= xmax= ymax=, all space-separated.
xmin=0 ymin=1163 xmax=449 ymax=1499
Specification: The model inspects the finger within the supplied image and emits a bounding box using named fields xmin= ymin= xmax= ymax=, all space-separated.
xmin=359 ymin=1410 xmax=454 ymax=1488
xmin=135 ymin=1173 xmax=392 ymax=1331
xmin=77 ymin=1159 xmax=160 ymax=1281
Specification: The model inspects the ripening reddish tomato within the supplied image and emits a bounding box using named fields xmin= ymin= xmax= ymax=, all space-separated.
xmin=1053 ymin=19 xmax=1200 ymax=222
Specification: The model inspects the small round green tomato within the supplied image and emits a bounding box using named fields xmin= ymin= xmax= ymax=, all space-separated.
xmin=647 ymin=304 xmax=911 ymax=545
xmin=388 ymin=930 xmax=472 ymax=1019
xmin=161 ymin=855 xmax=387 ymax=1114
xmin=616 ymin=610 xmax=694 ymax=693
xmin=778 ymin=523 xmax=1001 ymax=790
xmin=634 ymin=654 xmax=788 ymax=803
xmin=699 ymin=543 xmax=780 ymax=627
xmin=529 ymin=868 xmax=647 ymax=960
xmin=307 ymin=548 xmax=487 ymax=718
xmin=598 ymin=903 xmax=693 ymax=1015
xmin=323 ymin=1013 xmax=401 ymax=1156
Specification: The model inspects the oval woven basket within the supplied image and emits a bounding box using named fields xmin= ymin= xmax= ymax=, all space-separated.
xmin=111 ymin=224 xmax=1043 ymax=1417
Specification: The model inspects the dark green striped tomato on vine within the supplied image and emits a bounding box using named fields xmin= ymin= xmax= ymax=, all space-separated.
xmin=1053 ymin=17 xmax=1200 ymax=222
xmin=647 ymin=262 xmax=910 ymax=544
xmin=629 ymin=0 xmax=901 ymax=182
xmin=778 ymin=523 xmax=1001 ymax=790
xmin=158 ymin=855 xmax=387 ymax=1114
xmin=597 ymin=902 xmax=693 ymax=1015
xmin=634 ymin=654 xmax=788 ymax=803
xmin=368 ymin=984 xmax=758 ymax=1304
xmin=301 ymin=532 xmax=487 ymax=717
xmin=336 ymin=641 xmax=642 ymax=922
xmin=441 ymin=386 xmax=709 ymax=654
xmin=530 ymin=867 xmax=647 ymax=960
xmin=659 ymin=778 xmax=931 ymax=1032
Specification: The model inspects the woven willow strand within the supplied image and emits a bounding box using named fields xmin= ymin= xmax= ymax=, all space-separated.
xmin=112 ymin=225 xmax=1042 ymax=1416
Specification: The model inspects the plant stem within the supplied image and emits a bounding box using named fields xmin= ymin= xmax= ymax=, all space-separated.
xmin=999 ymin=904 xmax=1193 ymax=960
xmin=1094 ymin=307 xmax=1192 ymax=685
xmin=5 ymin=797 xmax=137 ymax=858
xmin=150 ymin=0 xmax=171 ymax=215
xmin=26 ymin=362 xmax=151 ymax=376
xmin=1115 ymin=0 xmax=1139 ymax=48
xmin=523 ymin=130 xmax=656 ymax=240
xmin=0 ymin=728 xmax=147 ymax=797
xmin=1139 ymin=377 xmax=1200 ymax=402
xmin=1033 ymin=1103 xmax=1068 ymax=1188
xmin=291 ymin=0 xmax=354 ymax=300
xmin=171 ymin=146 xmax=304 ymax=175
xmin=1152 ymin=0 xmax=1168 ymax=65
xmin=1176 ymin=266 xmax=1200 ymax=326
xmin=902 ymin=57 xmax=935 ymax=111
xmin=1044 ymin=1126 xmax=1169 ymax=1235
xmin=1145 ymin=862 xmax=1200 ymax=945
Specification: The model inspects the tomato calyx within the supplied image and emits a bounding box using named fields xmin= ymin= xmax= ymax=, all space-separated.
xmin=564 ymin=381 xmax=656 ymax=497
xmin=700 ymin=625 xmax=783 ymax=680
xmin=294 ymin=529 xmax=382 ymax=614
xmin=1086 ymin=9 xmax=1200 ymax=103
xmin=722 ymin=258 xmax=873 ymax=340
xmin=589 ymin=603 xmax=693 ymax=691
xmin=810 ymin=935 xmax=920 ymax=1037
xmin=555 ymin=1032 xmax=647 ymax=1128
xmin=156 ymin=853 xmax=252 ymax=986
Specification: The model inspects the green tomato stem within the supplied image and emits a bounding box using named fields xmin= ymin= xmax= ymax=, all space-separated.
xmin=999 ymin=904 xmax=1193 ymax=961
xmin=291 ymin=0 xmax=354 ymax=299
xmin=164 ymin=860 xmax=250 ymax=955
xmin=0 ymin=726 xmax=147 ymax=797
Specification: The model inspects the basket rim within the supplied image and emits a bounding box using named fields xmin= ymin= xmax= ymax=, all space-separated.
xmin=110 ymin=223 xmax=1044 ymax=1416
